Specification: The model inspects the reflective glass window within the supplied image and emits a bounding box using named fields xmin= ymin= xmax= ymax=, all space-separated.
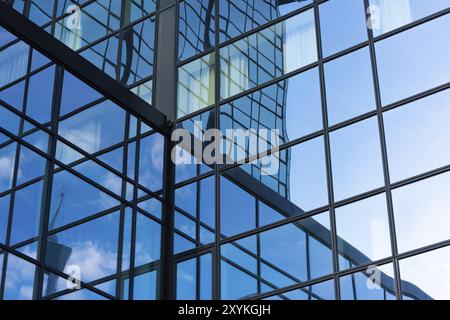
xmin=3 ymin=254 xmax=36 ymax=300
xmin=0 ymin=142 xmax=17 ymax=193
xmin=330 ymin=117 xmax=384 ymax=201
xmin=179 ymin=0 xmax=215 ymax=62
xmin=59 ymin=100 xmax=126 ymax=154
xmin=325 ymin=47 xmax=376 ymax=125
xmin=340 ymin=263 xmax=396 ymax=300
xmin=219 ymin=0 xmax=312 ymax=42
xmin=319 ymin=0 xmax=368 ymax=56
xmin=335 ymin=194 xmax=392 ymax=270
xmin=138 ymin=133 xmax=164 ymax=192
xmin=220 ymin=9 xmax=317 ymax=100
xmin=369 ymin=0 xmax=450 ymax=36
xmin=376 ymin=14 xmax=450 ymax=105
xmin=0 ymin=41 xmax=29 ymax=89
xmin=399 ymin=246 xmax=450 ymax=300
xmin=10 ymin=181 xmax=43 ymax=245
xmin=384 ymin=90 xmax=450 ymax=182
xmin=177 ymin=53 xmax=215 ymax=118
xmin=392 ymin=172 xmax=450 ymax=254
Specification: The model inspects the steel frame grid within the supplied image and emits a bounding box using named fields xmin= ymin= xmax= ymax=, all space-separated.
xmin=1 ymin=0 xmax=450 ymax=301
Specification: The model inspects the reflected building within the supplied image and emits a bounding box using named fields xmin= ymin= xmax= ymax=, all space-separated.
xmin=1 ymin=0 xmax=450 ymax=300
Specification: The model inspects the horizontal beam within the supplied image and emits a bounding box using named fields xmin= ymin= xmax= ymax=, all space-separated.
xmin=0 ymin=1 xmax=170 ymax=135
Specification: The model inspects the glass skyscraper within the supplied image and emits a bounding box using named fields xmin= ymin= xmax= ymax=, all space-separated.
xmin=0 ymin=0 xmax=450 ymax=300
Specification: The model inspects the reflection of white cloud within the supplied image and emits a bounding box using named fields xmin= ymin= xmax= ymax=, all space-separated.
xmin=0 ymin=153 xmax=14 ymax=185
xmin=4 ymin=255 xmax=35 ymax=300
xmin=66 ymin=240 xmax=116 ymax=282
xmin=60 ymin=123 xmax=101 ymax=154
xmin=151 ymin=136 xmax=164 ymax=172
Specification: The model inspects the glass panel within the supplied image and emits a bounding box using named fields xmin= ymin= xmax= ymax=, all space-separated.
xmin=10 ymin=181 xmax=43 ymax=245
xmin=80 ymin=34 xmax=119 ymax=80
xmin=45 ymin=211 xmax=119 ymax=293
xmin=392 ymin=172 xmax=450 ymax=253
xmin=53 ymin=0 xmax=121 ymax=51
xmin=325 ymin=47 xmax=376 ymax=125
xmin=266 ymin=279 xmax=335 ymax=300
xmin=0 ymin=41 xmax=29 ymax=88
xmin=16 ymin=146 xmax=47 ymax=185
xmin=60 ymin=71 xmax=102 ymax=116
xmin=124 ymin=0 xmax=157 ymax=25
xmin=26 ymin=66 xmax=55 ymax=124
xmin=59 ymin=100 xmax=126 ymax=154
xmin=49 ymin=169 xmax=120 ymax=229
xmin=330 ymin=117 xmax=384 ymax=201
xmin=120 ymin=17 xmax=155 ymax=85
xmin=134 ymin=212 xmax=161 ymax=267
xmin=340 ymin=263 xmax=396 ymax=300
xmin=134 ymin=271 xmax=157 ymax=300
xmin=384 ymin=90 xmax=450 ymax=183
xmin=220 ymin=67 xmax=322 ymax=150
xmin=335 ymin=193 xmax=392 ymax=270
xmin=177 ymin=53 xmax=215 ymax=118
xmin=177 ymin=258 xmax=197 ymax=300
xmin=0 ymin=26 xmax=16 ymax=47
xmin=376 ymin=14 xmax=450 ymax=105
xmin=3 ymin=254 xmax=36 ymax=300
xmin=0 ymin=142 xmax=17 ymax=193
xmin=138 ymin=133 xmax=164 ymax=192
xmin=369 ymin=0 xmax=450 ymax=36
xmin=220 ymin=176 xmax=256 ymax=237
xmin=399 ymin=246 xmax=450 ymax=300
xmin=221 ymin=260 xmax=257 ymax=299
xmin=179 ymin=0 xmax=215 ymax=62
xmin=220 ymin=9 xmax=317 ymax=100
xmin=219 ymin=0 xmax=312 ymax=42
xmin=0 ymin=195 xmax=10 ymax=244
xmin=319 ymin=0 xmax=367 ymax=56
xmin=0 ymin=79 xmax=25 ymax=111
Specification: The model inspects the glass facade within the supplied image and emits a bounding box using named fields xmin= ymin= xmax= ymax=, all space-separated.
xmin=1 ymin=0 xmax=450 ymax=301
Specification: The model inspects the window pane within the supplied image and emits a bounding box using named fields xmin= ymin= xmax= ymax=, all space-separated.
xmin=220 ymin=9 xmax=317 ymax=100
xmin=45 ymin=211 xmax=119 ymax=291
xmin=179 ymin=0 xmax=215 ymax=62
xmin=392 ymin=172 xmax=450 ymax=253
xmin=0 ymin=41 xmax=29 ymax=88
xmin=370 ymin=0 xmax=450 ymax=36
xmin=376 ymin=14 xmax=450 ymax=105
xmin=177 ymin=53 xmax=215 ymax=118
xmin=3 ymin=254 xmax=35 ymax=300
xmin=220 ymin=67 xmax=322 ymax=150
xmin=134 ymin=212 xmax=161 ymax=267
xmin=219 ymin=0 xmax=312 ymax=42
xmin=11 ymin=181 xmax=43 ymax=245
xmin=399 ymin=246 xmax=450 ymax=300
xmin=325 ymin=47 xmax=376 ymax=125
xmin=336 ymin=194 xmax=392 ymax=270
xmin=138 ymin=133 xmax=164 ymax=192
xmin=319 ymin=0 xmax=367 ymax=56
xmin=221 ymin=260 xmax=257 ymax=299
xmin=220 ymin=176 xmax=256 ymax=237
xmin=0 ymin=195 xmax=11 ymax=244
xmin=17 ymin=146 xmax=47 ymax=186
xmin=177 ymin=258 xmax=197 ymax=300
xmin=340 ymin=263 xmax=396 ymax=300
xmin=0 ymin=142 xmax=16 ymax=193
xmin=59 ymin=100 xmax=126 ymax=154
xmin=330 ymin=117 xmax=384 ymax=201
xmin=384 ymin=90 xmax=450 ymax=182
xmin=134 ymin=271 xmax=157 ymax=300
xmin=120 ymin=17 xmax=155 ymax=85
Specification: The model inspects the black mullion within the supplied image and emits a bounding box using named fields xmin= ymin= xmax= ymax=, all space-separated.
xmin=127 ymin=118 xmax=142 ymax=300
xmin=363 ymin=0 xmax=401 ymax=300
xmin=33 ymin=64 xmax=63 ymax=300
xmin=116 ymin=112 xmax=131 ymax=299
xmin=313 ymin=0 xmax=340 ymax=300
